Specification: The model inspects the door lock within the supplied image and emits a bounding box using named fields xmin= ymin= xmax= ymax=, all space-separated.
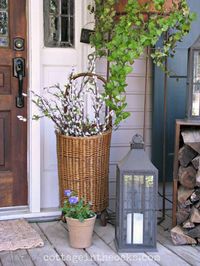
xmin=13 ymin=38 xmax=25 ymax=51
xmin=13 ymin=58 xmax=25 ymax=108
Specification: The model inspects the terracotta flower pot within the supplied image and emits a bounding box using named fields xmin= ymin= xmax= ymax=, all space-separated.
xmin=66 ymin=215 xmax=96 ymax=248
xmin=115 ymin=0 xmax=179 ymax=14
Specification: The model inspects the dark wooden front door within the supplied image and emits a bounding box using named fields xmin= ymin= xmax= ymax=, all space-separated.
xmin=0 ymin=0 xmax=27 ymax=207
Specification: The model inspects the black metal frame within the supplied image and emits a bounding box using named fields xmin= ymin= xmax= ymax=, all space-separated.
xmin=115 ymin=170 xmax=158 ymax=252
xmin=115 ymin=135 xmax=158 ymax=253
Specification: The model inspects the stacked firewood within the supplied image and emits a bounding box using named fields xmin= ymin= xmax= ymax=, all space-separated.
xmin=171 ymin=130 xmax=200 ymax=245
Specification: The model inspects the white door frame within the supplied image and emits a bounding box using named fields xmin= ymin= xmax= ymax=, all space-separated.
xmin=28 ymin=0 xmax=43 ymax=213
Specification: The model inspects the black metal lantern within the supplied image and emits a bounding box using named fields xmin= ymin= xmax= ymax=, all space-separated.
xmin=115 ymin=135 xmax=158 ymax=252
xmin=187 ymin=36 xmax=200 ymax=119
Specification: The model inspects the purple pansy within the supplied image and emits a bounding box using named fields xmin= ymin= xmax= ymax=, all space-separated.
xmin=64 ymin=189 xmax=72 ymax=197
xmin=69 ymin=196 xmax=79 ymax=205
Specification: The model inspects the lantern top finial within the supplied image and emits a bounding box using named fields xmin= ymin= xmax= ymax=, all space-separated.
xmin=131 ymin=134 xmax=144 ymax=150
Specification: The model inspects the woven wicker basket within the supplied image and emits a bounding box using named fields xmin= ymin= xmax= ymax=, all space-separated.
xmin=56 ymin=129 xmax=112 ymax=213
xmin=56 ymin=72 xmax=112 ymax=213
xmin=56 ymin=129 xmax=112 ymax=212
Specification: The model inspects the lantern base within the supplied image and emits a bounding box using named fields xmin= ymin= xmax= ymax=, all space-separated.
xmin=115 ymin=239 xmax=157 ymax=253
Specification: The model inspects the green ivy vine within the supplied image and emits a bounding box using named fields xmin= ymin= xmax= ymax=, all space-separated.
xmin=88 ymin=0 xmax=196 ymax=126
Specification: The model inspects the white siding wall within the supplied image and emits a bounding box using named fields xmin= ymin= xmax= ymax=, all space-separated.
xmin=96 ymin=53 xmax=153 ymax=211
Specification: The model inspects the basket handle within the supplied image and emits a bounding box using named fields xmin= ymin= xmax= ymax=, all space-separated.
xmin=71 ymin=72 xmax=107 ymax=85
xmin=71 ymin=72 xmax=112 ymax=126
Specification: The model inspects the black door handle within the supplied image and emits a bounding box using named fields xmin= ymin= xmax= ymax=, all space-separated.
xmin=13 ymin=58 xmax=25 ymax=108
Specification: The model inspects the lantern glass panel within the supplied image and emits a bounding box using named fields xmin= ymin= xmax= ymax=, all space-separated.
xmin=123 ymin=175 xmax=144 ymax=211
xmin=122 ymin=174 xmax=155 ymax=247
xmin=144 ymin=175 xmax=155 ymax=246
xmin=193 ymin=50 xmax=200 ymax=83
xmin=115 ymin=167 xmax=120 ymax=242
xmin=192 ymin=84 xmax=200 ymax=116
xmin=191 ymin=50 xmax=200 ymax=116
xmin=143 ymin=210 xmax=154 ymax=246
xmin=123 ymin=174 xmax=145 ymax=245
xmin=123 ymin=174 xmax=133 ymax=210
xmin=144 ymin=175 xmax=154 ymax=209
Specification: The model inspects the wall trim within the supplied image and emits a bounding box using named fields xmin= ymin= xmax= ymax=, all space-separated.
xmin=28 ymin=0 xmax=43 ymax=213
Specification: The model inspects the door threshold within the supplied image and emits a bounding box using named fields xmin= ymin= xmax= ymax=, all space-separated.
xmin=0 ymin=205 xmax=28 ymax=212
xmin=0 ymin=207 xmax=61 ymax=221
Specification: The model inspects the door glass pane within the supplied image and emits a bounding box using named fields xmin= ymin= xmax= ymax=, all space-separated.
xmin=61 ymin=0 xmax=68 ymax=14
xmin=44 ymin=0 xmax=74 ymax=47
xmin=49 ymin=0 xmax=58 ymax=14
xmin=0 ymin=0 xmax=9 ymax=47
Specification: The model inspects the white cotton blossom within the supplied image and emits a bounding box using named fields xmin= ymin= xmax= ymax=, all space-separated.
xmin=31 ymin=70 xmax=114 ymax=136
xmin=17 ymin=115 xmax=27 ymax=122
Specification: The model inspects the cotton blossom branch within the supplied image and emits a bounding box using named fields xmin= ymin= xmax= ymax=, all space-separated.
xmin=17 ymin=115 xmax=27 ymax=122
xmin=32 ymin=71 xmax=113 ymax=137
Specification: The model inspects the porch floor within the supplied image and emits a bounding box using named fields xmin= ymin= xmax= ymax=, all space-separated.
xmin=0 ymin=210 xmax=199 ymax=266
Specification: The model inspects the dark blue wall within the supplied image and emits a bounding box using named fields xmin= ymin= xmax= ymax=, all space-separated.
xmin=152 ymin=0 xmax=200 ymax=181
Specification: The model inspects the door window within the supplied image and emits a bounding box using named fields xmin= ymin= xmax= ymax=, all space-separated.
xmin=44 ymin=0 xmax=74 ymax=47
xmin=0 ymin=0 xmax=9 ymax=47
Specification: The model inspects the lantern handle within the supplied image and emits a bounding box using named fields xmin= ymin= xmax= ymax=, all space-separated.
xmin=131 ymin=134 xmax=144 ymax=149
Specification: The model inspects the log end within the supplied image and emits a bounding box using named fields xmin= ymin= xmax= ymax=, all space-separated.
xmin=171 ymin=226 xmax=197 ymax=245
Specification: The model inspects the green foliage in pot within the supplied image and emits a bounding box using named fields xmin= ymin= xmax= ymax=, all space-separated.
xmin=61 ymin=190 xmax=96 ymax=222
xmin=88 ymin=0 xmax=196 ymax=126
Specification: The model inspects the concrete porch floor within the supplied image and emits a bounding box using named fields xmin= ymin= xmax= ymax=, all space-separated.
xmin=0 ymin=210 xmax=199 ymax=266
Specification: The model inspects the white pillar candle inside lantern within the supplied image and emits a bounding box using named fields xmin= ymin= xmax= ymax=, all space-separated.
xmin=133 ymin=213 xmax=144 ymax=244
xmin=127 ymin=213 xmax=144 ymax=244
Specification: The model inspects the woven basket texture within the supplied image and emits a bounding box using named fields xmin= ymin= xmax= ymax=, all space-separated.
xmin=56 ymin=129 xmax=112 ymax=212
